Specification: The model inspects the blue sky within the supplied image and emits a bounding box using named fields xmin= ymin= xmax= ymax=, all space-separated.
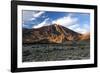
xmin=22 ymin=10 xmax=90 ymax=34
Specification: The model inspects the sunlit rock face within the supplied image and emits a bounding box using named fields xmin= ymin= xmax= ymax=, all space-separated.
xmin=23 ymin=24 xmax=89 ymax=44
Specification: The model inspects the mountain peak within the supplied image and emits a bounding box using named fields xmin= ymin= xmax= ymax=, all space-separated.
xmin=23 ymin=24 xmax=84 ymax=44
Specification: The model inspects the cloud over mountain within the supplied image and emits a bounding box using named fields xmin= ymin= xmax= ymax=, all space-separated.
xmin=33 ymin=18 xmax=50 ymax=28
xmin=22 ymin=11 xmax=90 ymax=34
xmin=52 ymin=14 xmax=78 ymax=27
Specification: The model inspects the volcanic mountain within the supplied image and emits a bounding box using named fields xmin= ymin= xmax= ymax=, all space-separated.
xmin=23 ymin=24 xmax=87 ymax=44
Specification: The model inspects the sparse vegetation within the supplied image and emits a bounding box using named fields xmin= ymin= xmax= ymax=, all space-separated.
xmin=22 ymin=41 xmax=90 ymax=62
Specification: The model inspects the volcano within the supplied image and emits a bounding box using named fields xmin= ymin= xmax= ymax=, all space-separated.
xmin=23 ymin=24 xmax=88 ymax=44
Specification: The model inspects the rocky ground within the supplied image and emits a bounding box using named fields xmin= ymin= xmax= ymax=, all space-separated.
xmin=22 ymin=41 xmax=90 ymax=62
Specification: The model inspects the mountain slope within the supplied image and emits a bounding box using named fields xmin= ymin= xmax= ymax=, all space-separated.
xmin=79 ymin=33 xmax=90 ymax=41
xmin=23 ymin=24 xmax=83 ymax=44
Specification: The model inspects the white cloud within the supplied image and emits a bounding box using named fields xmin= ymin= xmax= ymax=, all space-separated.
xmin=68 ymin=23 xmax=90 ymax=34
xmin=83 ymin=24 xmax=90 ymax=30
xmin=75 ymin=27 xmax=89 ymax=34
xmin=33 ymin=11 xmax=44 ymax=18
xmin=79 ymin=24 xmax=90 ymax=34
xmin=32 ymin=18 xmax=50 ymax=28
xmin=52 ymin=14 xmax=78 ymax=27
xmin=68 ymin=23 xmax=79 ymax=29
xmin=22 ymin=11 xmax=45 ymax=28
xmin=23 ymin=11 xmax=45 ymax=21
xmin=29 ymin=11 xmax=45 ymax=21
xmin=29 ymin=17 xmax=36 ymax=21
xmin=22 ymin=24 xmax=29 ymax=28
xmin=23 ymin=11 xmax=90 ymax=34
xmin=52 ymin=14 xmax=89 ymax=34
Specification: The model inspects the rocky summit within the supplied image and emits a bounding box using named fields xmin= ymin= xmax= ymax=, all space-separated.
xmin=23 ymin=24 xmax=89 ymax=44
